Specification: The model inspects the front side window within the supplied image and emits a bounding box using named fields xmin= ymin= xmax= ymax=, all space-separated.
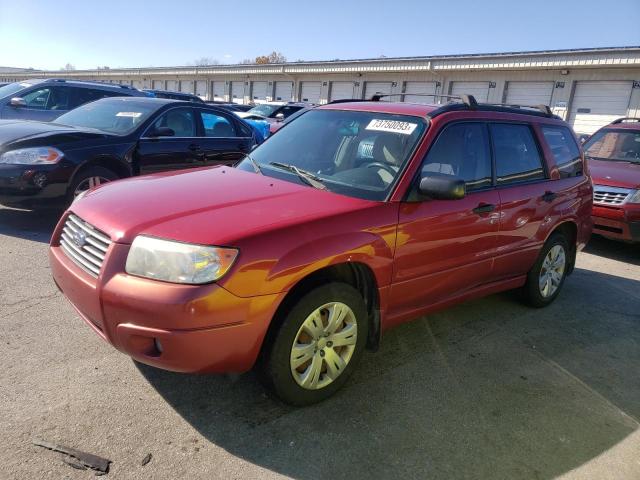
xmin=491 ymin=123 xmax=545 ymax=185
xmin=419 ymin=122 xmax=492 ymax=192
xmin=22 ymin=87 xmax=70 ymax=111
xmin=152 ymin=108 xmax=196 ymax=137
xmin=584 ymin=129 xmax=640 ymax=164
xmin=237 ymin=109 xmax=427 ymax=201
xmin=55 ymin=98 xmax=158 ymax=134
xmin=541 ymin=126 xmax=582 ymax=178
xmin=201 ymin=112 xmax=236 ymax=137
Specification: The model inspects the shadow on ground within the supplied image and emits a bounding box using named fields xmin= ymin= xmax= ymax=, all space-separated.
xmin=138 ymin=267 xmax=640 ymax=480
xmin=0 ymin=206 xmax=62 ymax=243
xmin=584 ymin=234 xmax=640 ymax=266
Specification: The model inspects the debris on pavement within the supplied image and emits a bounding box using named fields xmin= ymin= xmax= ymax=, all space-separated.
xmin=62 ymin=455 xmax=87 ymax=470
xmin=32 ymin=439 xmax=111 ymax=474
xmin=141 ymin=453 xmax=152 ymax=466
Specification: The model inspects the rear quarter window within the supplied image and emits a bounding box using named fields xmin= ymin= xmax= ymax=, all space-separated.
xmin=541 ymin=125 xmax=583 ymax=178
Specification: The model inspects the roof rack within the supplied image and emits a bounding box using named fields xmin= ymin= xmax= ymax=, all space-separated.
xmin=370 ymin=92 xmax=479 ymax=109
xmin=481 ymin=102 xmax=554 ymax=117
xmin=611 ymin=117 xmax=640 ymax=124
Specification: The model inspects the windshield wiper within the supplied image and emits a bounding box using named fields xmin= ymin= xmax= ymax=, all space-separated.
xmin=244 ymin=154 xmax=263 ymax=175
xmin=269 ymin=162 xmax=327 ymax=190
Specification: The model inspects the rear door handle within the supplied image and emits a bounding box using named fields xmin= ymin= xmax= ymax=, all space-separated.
xmin=472 ymin=203 xmax=496 ymax=215
xmin=541 ymin=191 xmax=558 ymax=203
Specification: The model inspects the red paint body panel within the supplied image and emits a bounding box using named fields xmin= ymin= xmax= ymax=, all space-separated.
xmin=49 ymin=102 xmax=593 ymax=374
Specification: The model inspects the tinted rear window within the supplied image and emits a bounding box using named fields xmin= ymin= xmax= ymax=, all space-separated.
xmin=541 ymin=126 xmax=583 ymax=177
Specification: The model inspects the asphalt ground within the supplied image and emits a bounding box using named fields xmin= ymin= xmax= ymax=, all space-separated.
xmin=1 ymin=205 xmax=639 ymax=480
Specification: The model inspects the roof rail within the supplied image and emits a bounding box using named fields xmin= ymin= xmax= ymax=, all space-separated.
xmin=483 ymin=102 xmax=554 ymax=117
xmin=611 ymin=117 xmax=640 ymax=124
xmin=370 ymin=92 xmax=479 ymax=109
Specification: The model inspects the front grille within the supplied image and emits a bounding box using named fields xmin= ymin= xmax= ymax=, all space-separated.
xmin=59 ymin=214 xmax=112 ymax=277
xmin=593 ymin=185 xmax=631 ymax=206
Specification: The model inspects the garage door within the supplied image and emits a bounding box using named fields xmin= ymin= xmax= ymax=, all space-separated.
xmin=364 ymin=82 xmax=393 ymax=100
xmin=231 ymin=81 xmax=245 ymax=104
xmin=211 ymin=81 xmax=225 ymax=101
xmin=568 ymin=81 xmax=633 ymax=134
xmin=195 ymin=81 xmax=207 ymax=99
xmin=450 ymin=81 xmax=490 ymax=102
xmin=180 ymin=80 xmax=194 ymax=94
xmin=152 ymin=80 xmax=165 ymax=90
xmin=505 ymin=81 xmax=554 ymax=106
xmin=166 ymin=80 xmax=178 ymax=92
xmin=300 ymin=82 xmax=321 ymax=103
xmin=251 ymin=81 xmax=269 ymax=103
xmin=274 ymin=82 xmax=293 ymax=101
xmin=403 ymin=81 xmax=437 ymax=104
xmin=132 ymin=80 xmax=143 ymax=89
xmin=330 ymin=82 xmax=355 ymax=101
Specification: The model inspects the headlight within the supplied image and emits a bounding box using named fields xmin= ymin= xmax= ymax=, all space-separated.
xmin=627 ymin=189 xmax=640 ymax=204
xmin=125 ymin=236 xmax=238 ymax=284
xmin=0 ymin=147 xmax=63 ymax=165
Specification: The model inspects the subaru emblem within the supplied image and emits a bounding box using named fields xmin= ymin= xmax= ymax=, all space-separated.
xmin=73 ymin=229 xmax=87 ymax=248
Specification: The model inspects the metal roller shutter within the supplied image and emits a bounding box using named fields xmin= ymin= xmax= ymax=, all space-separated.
xmin=568 ymin=81 xmax=633 ymax=134
xmin=231 ymin=81 xmax=245 ymax=104
xmin=251 ymin=81 xmax=269 ymax=103
xmin=180 ymin=80 xmax=194 ymax=94
xmin=403 ymin=81 xmax=437 ymax=104
xmin=211 ymin=81 xmax=225 ymax=101
xmin=450 ymin=81 xmax=490 ymax=102
xmin=166 ymin=80 xmax=178 ymax=92
xmin=274 ymin=82 xmax=293 ymax=101
xmin=505 ymin=81 xmax=554 ymax=106
xmin=364 ymin=82 xmax=393 ymax=100
xmin=195 ymin=81 xmax=207 ymax=98
xmin=152 ymin=80 xmax=165 ymax=90
xmin=329 ymin=82 xmax=355 ymax=101
xmin=132 ymin=80 xmax=143 ymax=89
xmin=300 ymin=82 xmax=321 ymax=103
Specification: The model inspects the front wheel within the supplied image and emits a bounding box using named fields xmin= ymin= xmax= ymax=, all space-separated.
xmin=67 ymin=166 xmax=118 ymax=205
xmin=521 ymin=234 xmax=569 ymax=308
xmin=261 ymin=283 xmax=368 ymax=406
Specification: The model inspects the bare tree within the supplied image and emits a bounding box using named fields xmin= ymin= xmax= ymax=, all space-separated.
xmin=240 ymin=58 xmax=255 ymax=64
xmin=61 ymin=63 xmax=76 ymax=71
xmin=192 ymin=57 xmax=220 ymax=66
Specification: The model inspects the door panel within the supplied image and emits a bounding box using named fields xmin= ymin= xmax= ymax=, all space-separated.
xmin=198 ymin=110 xmax=252 ymax=166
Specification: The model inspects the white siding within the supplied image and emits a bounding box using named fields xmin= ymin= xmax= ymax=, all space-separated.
xmin=329 ymin=81 xmax=355 ymax=101
xmin=166 ymin=80 xmax=178 ymax=92
xmin=300 ymin=81 xmax=321 ymax=103
xmin=505 ymin=81 xmax=554 ymax=106
xmin=403 ymin=81 xmax=438 ymax=104
xmin=568 ymin=81 xmax=633 ymax=134
xmin=180 ymin=80 xmax=194 ymax=94
xmin=231 ymin=81 xmax=245 ymax=104
xmin=450 ymin=81 xmax=490 ymax=102
xmin=152 ymin=79 xmax=165 ymax=90
xmin=195 ymin=80 xmax=207 ymax=98
xmin=211 ymin=81 xmax=225 ymax=101
xmin=364 ymin=81 xmax=393 ymax=100
xmin=274 ymin=81 xmax=293 ymax=101
xmin=251 ymin=81 xmax=269 ymax=103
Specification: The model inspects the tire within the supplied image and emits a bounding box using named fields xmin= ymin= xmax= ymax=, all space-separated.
xmin=521 ymin=233 xmax=570 ymax=308
xmin=67 ymin=166 xmax=118 ymax=205
xmin=260 ymin=282 xmax=368 ymax=406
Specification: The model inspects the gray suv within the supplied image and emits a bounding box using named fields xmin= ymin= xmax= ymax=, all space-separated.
xmin=0 ymin=79 xmax=150 ymax=121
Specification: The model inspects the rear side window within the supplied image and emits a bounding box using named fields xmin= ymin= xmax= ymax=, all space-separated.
xmin=541 ymin=126 xmax=582 ymax=178
xmin=69 ymin=88 xmax=121 ymax=110
xmin=201 ymin=112 xmax=237 ymax=137
xmin=490 ymin=124 xmax=545 ymax=185
xmin=420 ymin=122 xmax=492 ymax=192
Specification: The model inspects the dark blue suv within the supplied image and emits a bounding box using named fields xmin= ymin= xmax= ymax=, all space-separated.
xmin=0 ymin=79 xmax=150 ymax=122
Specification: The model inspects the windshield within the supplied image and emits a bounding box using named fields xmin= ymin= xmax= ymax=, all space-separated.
xmin=584 ymin=129 xmax=640 ymax=163
xmin=247 ymin=104 xmax=281 ymax=117
xmin=55 ymin=98 xmax=159 ymax=134
xmin=0 ymin=81 xmax=32 ymax=99
xmin=237 ymin=109 xmax=427 ymax=201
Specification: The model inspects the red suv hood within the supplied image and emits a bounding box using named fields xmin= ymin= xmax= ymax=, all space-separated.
xmin=589 ymin=158 xmax=640 ymax=189
xmin=71 ymin=166 xmax=372 ymax=245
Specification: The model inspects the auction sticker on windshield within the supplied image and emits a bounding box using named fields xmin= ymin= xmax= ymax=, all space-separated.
xmin=366 ymin=119 xmax=417 ymax=135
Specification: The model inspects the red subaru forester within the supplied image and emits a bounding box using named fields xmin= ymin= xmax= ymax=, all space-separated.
xmin=49 ymin=96 xmax=593 ymax=405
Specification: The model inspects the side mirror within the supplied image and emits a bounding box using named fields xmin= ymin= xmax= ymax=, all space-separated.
xmin=149 ymin=127 xmax=175 ymax=137
xmin=418 ymin=173 xmax=466 ymax=200
xmin=275 ymin=112 xmax=285 ymax=122
xmin=10 ymin=97 xmax=26 ymax=108
xmin=579 ymin=134 xmax=589 ymax=145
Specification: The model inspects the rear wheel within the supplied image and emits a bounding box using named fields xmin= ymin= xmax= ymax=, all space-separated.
xmin=261 ymin=283 xmax=368 ymax=406
xmin=521 ymin=234 xmax=569 ymax=307
xmin=67 ymin=166 xmax=118 ymax=204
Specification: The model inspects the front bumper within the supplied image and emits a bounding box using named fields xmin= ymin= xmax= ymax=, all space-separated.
xmin=592 ymin=203 xmax=640 ymax=242
xmin=49 ymin=236 xmax=285 ymax=374
xmin=0 ymin=163 xmax=70 ymax=206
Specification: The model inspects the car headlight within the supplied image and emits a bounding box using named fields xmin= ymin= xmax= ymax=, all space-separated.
xmin=125 ymin=236 xmax=238 ymax=284
xmin=0 ymin=147 xmax=63 ymax=165
xmin=627 ymin=189 xmax=640 ymax=204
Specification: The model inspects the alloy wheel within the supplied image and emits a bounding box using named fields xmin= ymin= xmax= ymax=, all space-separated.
xmin=539 ymin=244 xmax=566 ymax=298
xmin=74 ymin=176 xmax=111 ymax=197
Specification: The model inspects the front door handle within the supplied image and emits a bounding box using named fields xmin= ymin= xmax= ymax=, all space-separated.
xmin=541 ymin=191 xmax=558 ymax=203
xmin=472 ymin=203 xmax=496 ymax=215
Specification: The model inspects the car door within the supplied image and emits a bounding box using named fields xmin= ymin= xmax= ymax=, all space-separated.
xmin=489 ymin=122 xmax=561 ymax=280
xmin=197 ymin=109 xmax=253 ymax=166
xmin=389 ymin=122 xmax=500 ymax=322
xmin=2 ymin=86 xmax=72 ymax=121
xmin=136 ymin=107 xmax=203 ymax=174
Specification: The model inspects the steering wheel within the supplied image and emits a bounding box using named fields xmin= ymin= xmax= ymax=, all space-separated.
xmin=365 ymin=162 xmax=397 ymax=176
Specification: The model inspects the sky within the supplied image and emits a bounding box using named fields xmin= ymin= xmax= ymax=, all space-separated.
xmin=1 ymin=0 xmax=639 ymax=70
